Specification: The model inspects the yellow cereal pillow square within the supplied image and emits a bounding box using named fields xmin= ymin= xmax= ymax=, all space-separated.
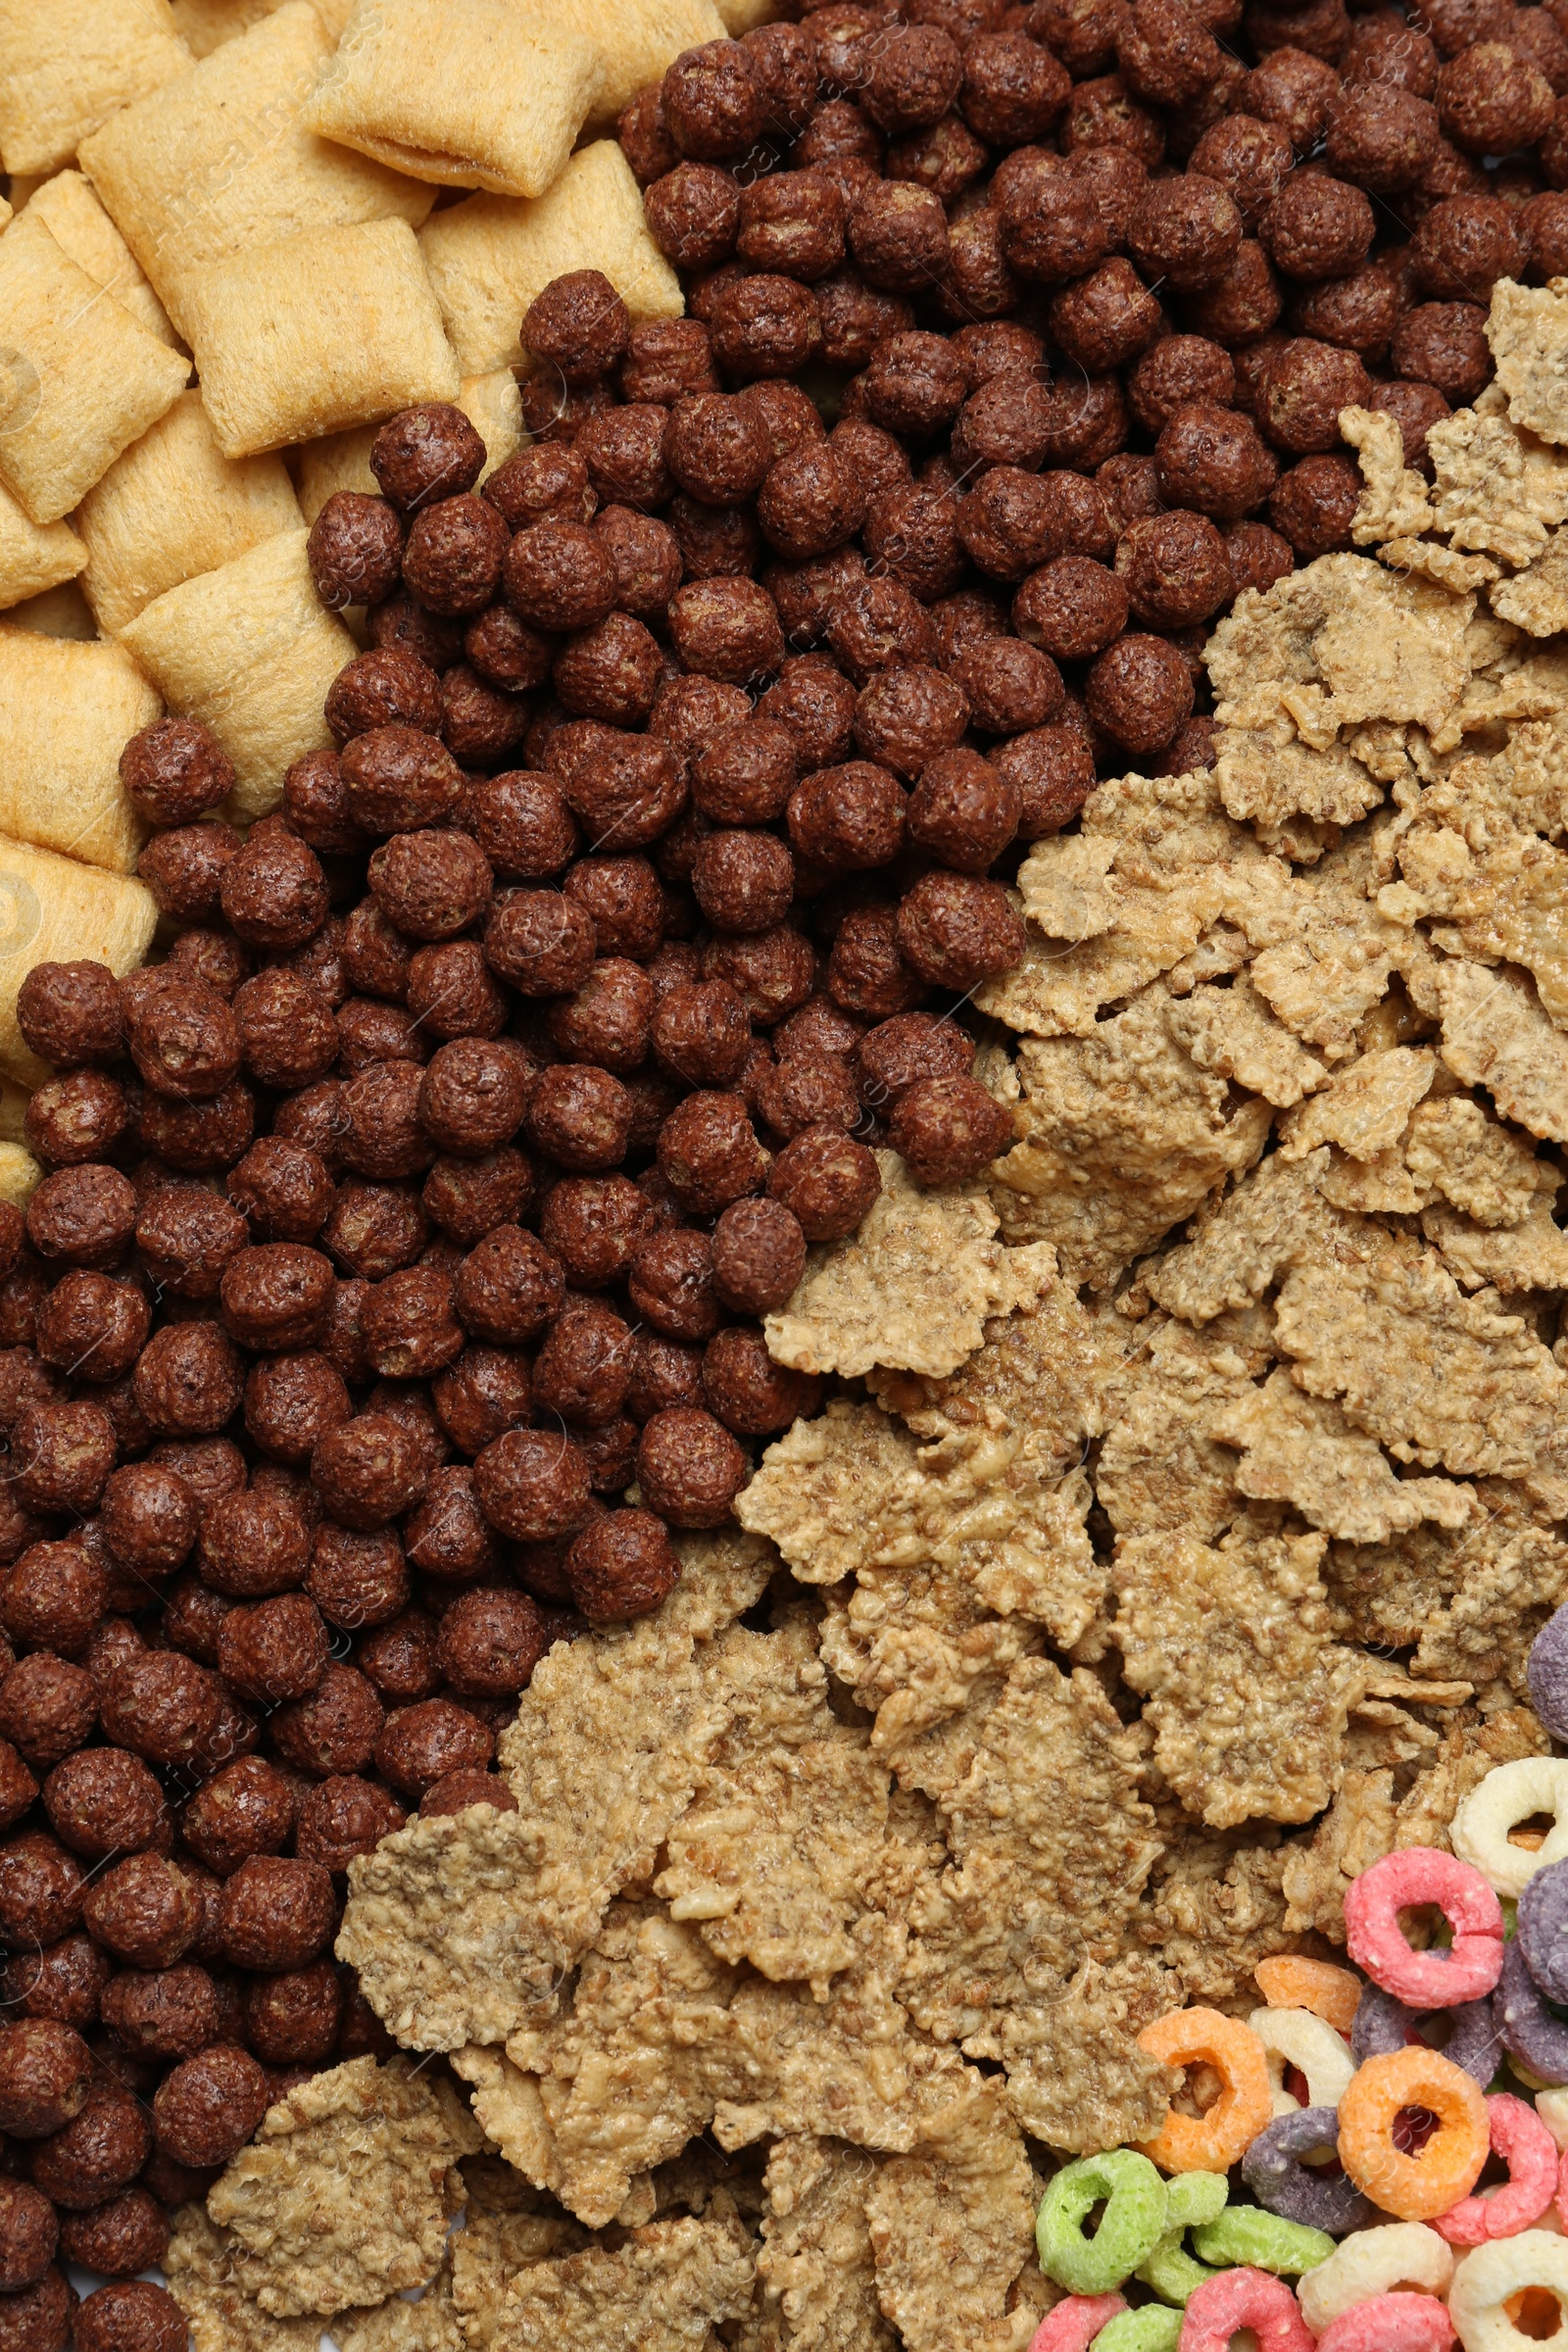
xmin=77 ymin=391 xmax=303 ymax=636
xmin=420 ymin=141 xmax=682 ymax=376
xmin=295 ymin=366 xmax=521 ymax=522
xmin=19 ymin=171 xmax=177 ymax=346
xmin=303 ymin=0 xmax=603 ymax=201
xmin=0 ymin=0 xmax=191 ymax=177
xmin=78 ymin=2 xmax=433 ymax=338
xmin=121 ymin=530 xmax=357 ymax=821
xmin=0 ymin=827 xmax=158 ymax=1086
xmin=172 ymin=0 xmax=355 ymax=52
xmin=0 ymin=494 xmax=86 ymax=616
xmin=530 ymin=0 xmax=725 ymax=126
xmin=0 ymin=631 xmax=158 ymax=874
xmin=0 ymin=215 xmax=190 ymax=526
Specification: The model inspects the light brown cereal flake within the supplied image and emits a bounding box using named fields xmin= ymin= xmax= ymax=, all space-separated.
xmin=206 ymin=2057 xmax=482 ymax=2320
xmin=1012 ymin=833 xmax=1120 ymax=940
xmin=872 ymin=1283 xmax=1132 ymax=1473
xmin=1280 ymin=1769 xmax=1400 ymax=1940
xmin=337 ymin=2256 xmax=463 ymax=2352
xmin=1163 ymin=975 xmax=1329 ymax=1107
xmin=1216 ymin=724 xmax=1387 ymax=832
xmin=1112 ymin=1520 xmax=1362 ymax=1827
xmin=763 ymin=1153 xmax=1052 ymax=1381
xmin=1207 ymin=555 xmax=1472 ymax=743
xmin=1401 ymin=825 xmax=1568 ymax=1024
xmin=976 ymin=878 xmax=1217 ymax=1039
xmin=1145 ymin=1147 xmax=1338 ymax=1323
xmin=1079 ymin=763 xmax=1262 ymax=872
xmin=819 ymin=1565 xmax=1043 ymax=1759
xmin=493 ymin=2216 xmax=756 ymax=2352
xmin=1271 ymin=1222 xmax=1567 ymax=1475
xmin=1096 ymin=1307 xmax=1277 ymax=1543
xmin=1381 ymin=537 xmax=1501 ymax=592
xmin=1482 ymin=713 xmax=1568 ymax=839
xmin=997 ymin=1954 xmax=1179 ymax=2155
xmin=1437 ymin=958 xmax=1568 ymax=1141
xmin=863 ymin=2074 xmax=1040 ymax=2352
xmin=661 ymin=1526 xmax=782 ymax=1641
xmin=1404 ymin=1095 xmax=1559 ymax=1226
xmin=756 ymin=2138 xmax=896 ymax=2352
xmin=1492 ymin=524 xmax=1568 ymax=636
xmin=1422 ymin=1198 xmax=1568 ymax=1292
xmin=1212 ymin=1368 xmax=1474 ymax=1544
xmin=451 ymin=2169 xmax=590 ymax=2352
xmin=1239 ymin=882 xmax=1405 ymax=1058
xmin=1343 ymin=404 xmax=1434 ymax=545
xmin=1320 ymin=1144 xmax=1431 ymax=1215
xmin=1278 ymin=1045 xmax=1436 ymax=1162
xmin=1489 ymin=277 xmax=1568 ymax=449
xmin=1394 ymin=1703 xmax=1551 ymax=1844
xmin=1133 ymin=1832 xmax=1295 ymax=2001
xmin=1428 ymin=387 xmax=1568 ymax=565
xmin=165 ymin=2206 xmax=328 ymax=2352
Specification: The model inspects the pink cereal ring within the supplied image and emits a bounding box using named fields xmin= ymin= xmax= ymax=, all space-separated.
xmin=1436 ymin=2094 xmax=1558 ymax=2244
xmin=1314 ymin=2292 xmax=1456 ymax=2352
xmin=1029 ymin=2294 xmax=1128 ymax=2351
xmin=1178 ymin=2268 xmax=1314 ymax=2352
xmin=1344 ymin=1846 xmax=1504 ymax=2008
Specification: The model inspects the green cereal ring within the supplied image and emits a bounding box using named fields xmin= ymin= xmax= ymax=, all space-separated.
xmin=1193 ymin=2206 xmax=1336 ymax=2276
xmin=1135 ymin=2171 xmax=1228 ymax=2307
xmin=1165 ymin=2174 xmax=1228 ymax=2230
xmin=1137 ymin=2230 xmax=1216 ymax=2307
xmin=1096 ymin=2307 xmax=1183 ymax=2352
xmin=1036 ymin=2152 xmax=1169 ymax=2294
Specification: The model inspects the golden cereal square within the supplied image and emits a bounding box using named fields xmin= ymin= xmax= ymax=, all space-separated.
xmin=172 ymin=0 xmax=355 ymax=52
xmin=20 ymin=170 xmax=178 ymax=345
xmin=77 ymin=2 xmax=434 ymax=337
xmin=531 ymin=0 xmax=726 ymax=124
xmin=0 ymin=631 xmax=157 ymax=873
xmin=77 ymin=390 xmax=303 ymax=636
xmin=0 ymin=827 xmax=157 ymax=1086
xmin=121 ymin=529 xmax=357 ymax=821
xmin=178 ymin=219 xmax=460 ymax=459
xmin=419 ymin=140 xmax=682 ymax=376
xmin=2 ymin=584 xmax=99 ymax=641
xmin=294 ymin=366 xmax=521 ymax=522
xmin=303 ymin=0 xmax=604 ymax=201
xmin=0 ymin=215 xmax=191 ymax=526
xmin=0 ymin=0 xmax=191 ymax=177
xmin=0 ymin=493 xmax=86 ymax=615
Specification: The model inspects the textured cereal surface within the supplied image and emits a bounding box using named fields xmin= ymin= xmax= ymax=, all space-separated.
xmin=756 ymin=2137 xmax=897 ymax=2352
xmin=493 ymin=2215 xmax=756 ymax=2351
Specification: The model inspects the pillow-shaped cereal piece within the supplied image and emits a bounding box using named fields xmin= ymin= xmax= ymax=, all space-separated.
xmin=77 ymin=391 xmax=302 ymax=636
xmin=303 ymin=0 xmax=604 ymax=202
xmin=172 ymin=0 xmax=356 ymax=51
xmin=295 ymin=366 xmax=522 ymax=523
xmin=0 ymin=217 xmax=190 ymax=526
xmin=711 ymin=0 xmax=783 ymax=25
xmin=0 ymin=1144 xmax=42 ymax=1207
xmin=3 ymin=584 xmax=98 ymax=641
xmin=420 ymin=141 xmax=682 ymax=376
xmin=0 ymin=631 xmax=157 ymax=873
xmin=121 ymin=529 xmax=356 ymax=821
xmin=18 ymin=171 xmax=177 ymax=347
xmin=77 ymin=2 xmax=433 ymax=337
xmin=176 ymin=219 xmax=460 ymax=460
xmin=532 ymin=0 xmax=727 ymax=126
xmin=0 ymin=490 xmax=86 ymax=616
xmin=0 ymin=0 xmax=192 ymax=177
xmin=0 ymin=830 xmax=157 ymax=1086
xmin=0 ymin=196 xmax=12 ymax=234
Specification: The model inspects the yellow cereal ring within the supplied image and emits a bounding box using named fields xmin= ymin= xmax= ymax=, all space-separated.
xmin=1136 ymin=2007 xmax=1272 ymax=2175
xmin=1337 ymin=2046 xmax=1490 ymax=2224
xmin=1255 ymin=1956 xmax=1363 ymax=2035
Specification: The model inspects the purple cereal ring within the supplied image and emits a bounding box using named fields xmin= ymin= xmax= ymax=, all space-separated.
xmin=1517 ymin=1857 xmax=1568 ymax=2005
xmin=1241 ymin=2107 xmax=1378 ymax=2236
xmin=1351 ymin=1983 xmax=1500 ymax=2086
xmin=1494 ymin=1937 xmax=1568 ymax=2084
xmin=1528 ymin=1603 xmax=1568 ymax=1743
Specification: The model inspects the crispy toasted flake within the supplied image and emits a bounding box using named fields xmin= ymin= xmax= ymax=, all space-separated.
xmin=1012 ymin=833 xmax=1119 ymax=938
xmin=1397 ymin=1704 xmax=1552 ymax=1843
xmin=863 ymin=2075 xmax=1039 ymax=2352
xmin=998 ymin=1955 xmax=1179 ymax=2154
xmin=820 ymin=1566 xmax=1042 ymax=1759
xmin=1328 ymin=1483 xmax=1568 ymax=1693
xmin=337 ymin=2258 xmax=463 ymax=2352
xmin=1146 ymin=1148 xmax=1337 ymax=1323
xmin=1438 ymin=959 xmax=1568 ymax=1142
xmin=451 ymin=2168 xmax=589 ymax=2350
xmin=1217 ymin=724 xmax=1387 ymax=831
xmin=900 ymin=1658 xmax=1162 ymax=2053
xmin=1242 ymin=889 xmax=1403 ymax=1057
xmin=763 ymin=1155 xmax=1051 ymax=1380
xmin=206 ymin=2058 xmax=480 ymax=2319
xmin=1344 ymin=405 xmax=1434 ymax=543
xmin=165 ymin=2206 xmax=326 ymax=2352
xmin=757 ymin=2138 xmax=895 ymax=2352
xmin=1493 ymin=526 xmax=1568 ymax=636
xmin=1320 ymin=1143 xmax=1431 ymax=1214
xmin=976 ymin=881 xmax=1216 ymax=1038
xmin=1164 ymin=975 xmax=1328 ymax=1107
xmin=493 ymin=2216 xmax=756 ymax=2352
xmin=1428 ymin=390 xmax=1568 ymax=565
xmin=1279 ymin=1045 xmax=1435 ymax=1161
xmin=1423 ymin=1198 xmax=1568 ymax=1291
xmin=1213 ymin=1369 xmax=1474 ymax=1543
xmin=1097 ymin=1307 xmax=1275 ymax=1543
xmin=1381 ymin=537 xmax=1501 ymax=592
xmin=1477 ymin=714 xmax=1568 ymax=839
xmin=873 ymin=1283 xmax=1132 ymax=1470
xmin=1280 ymin=1770 xmax=1399 ymax=1940
xmin=1402 ymin=824 xmax=1568 ymax=1023
xmin=1405 ymin=1096 xmax=1559 ymax=1225
xmin=1135 ymin=1833 xmax=1295 ymax=2000
xmin=1490 ymin=277 xmax=1568 ymax=447
xmin=1271 ymin=1224 xmax=1567 ymax=1475
xmin=1206 ymin=556 xmax=1472 ymax=741
xmin=1113 ymin=1522 xmax=1361 ymax=1827
xmin=662 ymin=1526 xmax=781 ymax=1641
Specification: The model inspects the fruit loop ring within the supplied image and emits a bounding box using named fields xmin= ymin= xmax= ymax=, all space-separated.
xmin=1192 ymin=2203 xmax=1335 ymax=2277
xmin=1517 ymin=1858 xmax=1568 ymax=2004
xmin=1446 ymin=2228 xmax=1568 ymax=2350
xmin=1434 ymin=2094 xmax=1558 ymax=2245
xmin=1250 ymin=2005 xmax=1356 ymax=2113
xmin=1136 ymin=2008 xmax=1272 ymax=2175
xmin=1527 ymin=1604 xmax=1568 ymax=1744
xmin=1338 ymin=2046 xmax=1491 ymax=2222
xmin=1241 ymin=2106 xmax=1379 ymax=2236
xmin=1344 ymin=1847 xmax=1505 ymax=2008
xmin=1255 ymin=1955 xmax=1363 ymax=2034
xmin=1537 ymin=2086 xmax=1568 ymax=2150
xmin=1028 ymin=2293 xmax=1127 ymax=2352
xmin=1097 ymin=2309 xmax=1182 ymax=2351
xmin=1136 ymin=2172 xmax=1227 ymax=2307
xmin=1351 ymin=1982 xmax=1500 ymax=2086
xmin=1176 ymin=2266 xmax=1314 ymax=2352
xmin=1495 ymin=1939 xmax=1568 ymax=2087
xmin=1035 ymin=2151 xmax=1168 ymax=2294
xmin=1297 ymin=2221 xmax=1455 ymax=2335
xmin=1451 ymin=1760 xmax=1568 ymax=1901
xmin=1314 ymin=2292 xmax=1456 ymax=2352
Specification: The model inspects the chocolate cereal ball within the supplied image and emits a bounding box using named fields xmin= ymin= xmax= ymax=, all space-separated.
xmin=1269 ymin=452 xmax=1361 ymax=555
xmin=474 ymin=1427 xmax=591 ymax=1542
xmin=294 ymin=1775 xmax=405 ymax=1872
xmin=0 ymin=1662 xmax=96 ymax=1773
xmin=1254 ymin=337 xmax=1370 ymax=452
xmin=0 ymin=2179 xmax=57 ymax=2293
xmin=0 ymin=2020 xmax=90 ymax=2137
xmin=1087 ymin=631 xmax=1196 ymax=752
xmin=436 ymin=1587 xmax=548 ymax=1697
xmin=81 ymin=1854 xmax=200 ymax=1969
xmin=565 ymin=1509 xmax=681 ymax=1619
xmin=1259 ymin=172 xmax=1374 ymax=279
xmin=370 ymin=404 xmax=486 ymax=511
xmin=152 ymin=2043 xmax=270 ymax=2168
xmin=41 ymin=1748 xmax=164 ymax=1863
xmin=522 ymin=270 xmax=630 ymax=384
xmin=1116 ymin=510 xmax=1234 ymax=627
xmin=74 ymin=2281 xmax=186 ymax=2352
xmin=1438 ymin=41 xmax=1554 ymax=154
xmin=30 ymin=2079 xmax=150 ymax=2208
xmin=636 ymin=1405 xmax=747 ymax=1528
xmin=710 ymin=1196 xmax=807 ymax=1314
xmin=307 ymin=492 xmax=404 ymax=612
xmin=701 ymin=1326 xmax=820 ymax=1436
xmin=1392 ymin=301 xmax=1490 ymax=403
xmin=58 ymin=2191 xmax=169 ymax=2282
xmin=219 ymin=1855 xmax=334 ymax=1971
xmin=0 ymin=2272 xmax=73 ymax=2352
xmin=768 ymin=1127 xmax=881 ymax=1240
xmin=374 ymin=1698 xmax=495 ymax=1795
xmin=119 ymin=719 xmax=233 ymax=829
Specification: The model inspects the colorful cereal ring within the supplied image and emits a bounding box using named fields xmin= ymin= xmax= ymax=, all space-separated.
xmin=1097 ymin=2308 xmax=1182 ymax=2352
xmin=1338 ymin=2046 xmax=1491 ymax=2223
xmin=1297 ymin=2222 xmax=1455 ymax=2335
xmin=1028 ymin=2294 xmax=1127 ymax=2352
xmin=1177 ymin=2267 xmax=1314 ymax=2352
xmin=1446 ymin=2227 xmax=1568 ymax=2350
xmin=1135 ymin=2174 xmax=1228 ymax=2308
xmin=1495 ymin=1940 xmax=1568 ymax=2086
xmin=1517 ymin=1858 xmax=1568 ymax=2004
xmin=1345 ymin=1848 xmax=1505 ymax=2009
xmin=1254 ymin=1955 xmax=1362 ymax=2034
xmin=1036 ymin=2152 xmax=1168 ymax=2294
xmin=1538 ymin=2086 xmax=1568 ymax=2151
xmin=1435 ymin=2094 xmax=1558 ymax=2245
xmin=1192 ymin=2203 xmax=1335 ymax=2277
xmin=1250 ymin=2006 xmax=1356 ymax=2115
xmin=1136 ymin=2008 xmax=1272 ymax=2175
xmin=1351 ymin=1983 xmax=1500 ymax=2085
xmin=1314 ymin=2292 xmax=1455 ymax=2352
xmin=1528 ymin=1605 xmax=1568 ymax=1744
xmin=1451 ymin=1760 xmax=1568 ymax=1901
xmin=1242 ymin=2106 xmax=1379 ymax=2236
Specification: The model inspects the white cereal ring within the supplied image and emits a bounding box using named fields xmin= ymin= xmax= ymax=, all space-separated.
xmin=1249 ymin=2006 xmax=1357 ymax=2117
xmin=1450 ymin=1759 xmax=1568 ymax=1899
xmin=1538 ymin=2087 xmax=1568 ymax=2153
xmin=1448 ymin=2229 xmax=1568 ymax=2350
xmin=1298 ymin=2222 xmax=1454 ymax=2334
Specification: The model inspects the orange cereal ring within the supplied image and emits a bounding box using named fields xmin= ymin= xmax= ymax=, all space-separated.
xmin=1254 ymin=1956 xmax=1362 ymax=2035
xmin=1337 ymin=2046 xmax=1490 ymax=2224
xmin=1136 ymin=2007 xmax=1272 ymax=2175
